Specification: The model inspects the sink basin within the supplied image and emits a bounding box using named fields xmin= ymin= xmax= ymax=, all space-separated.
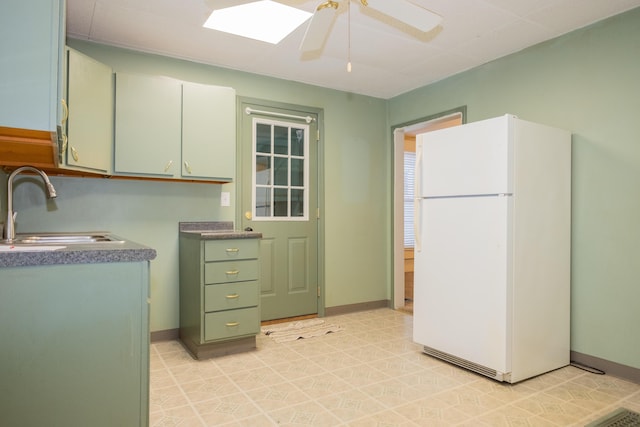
xmin=5 ymin=232 xmax=125 ymax=245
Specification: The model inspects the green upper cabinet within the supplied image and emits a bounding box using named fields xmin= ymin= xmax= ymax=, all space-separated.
xmin=114 ymin=72 xmax=182 ymax=177
xmin=63 ymin=48 xmax=114 ymax=174
xmin=114 ymin=72 xmax=236 ymax=181
xmin=182 ymin=82 xmax=236 ymax=181
xmin=0 ymin=0 xmax=65 ymax=133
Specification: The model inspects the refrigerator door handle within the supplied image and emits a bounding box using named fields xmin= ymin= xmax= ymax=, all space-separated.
xmin=414 ymin=141 xmax=423 ymax=252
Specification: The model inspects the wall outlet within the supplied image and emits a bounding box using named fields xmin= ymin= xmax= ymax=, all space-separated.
xmin=220 ymin=192 xmax=230 ymax=207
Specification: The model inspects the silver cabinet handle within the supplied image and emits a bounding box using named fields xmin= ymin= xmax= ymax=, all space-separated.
xmin=60 ymin=99 xmax=69 ymax=152
xmin=225 ymin=248 xmax=239 ymax=253
xmin=164 ymin=160 xmax=173 ymax=173
xmin=184 ymin=160 xmax=192 ymax=174
xmin=71 ymin=146 xmax=79 ymax=162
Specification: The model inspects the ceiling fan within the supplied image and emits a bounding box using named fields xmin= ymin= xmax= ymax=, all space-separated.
xmin=299 ymin=0 xmax=443 ymax=52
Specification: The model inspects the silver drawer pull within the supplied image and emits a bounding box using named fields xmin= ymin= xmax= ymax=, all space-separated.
xmin=225 ymin=322 xmax=239 ymax=327
xmin=225 ymin=248 xmax=239 ymax=253
xmin=225 ymin=270 xmax=239 ymax=276
xmin=225 ymin=293 xmax=240 ymax=299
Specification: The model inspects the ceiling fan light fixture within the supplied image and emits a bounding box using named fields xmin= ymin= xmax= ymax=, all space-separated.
xmin=204 ymin=0 xmax=312 ymax=44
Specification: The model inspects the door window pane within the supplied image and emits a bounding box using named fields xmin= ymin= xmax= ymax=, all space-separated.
xmin=256 ymin=156 xmax=271 ymax=185
xmin=291 ymin=189 xmax=304 ymax=217
xmin=256 ymin=187 xmax=271 ymax=217
xmin=256 ymin=123 xmax=272 ymax=153
xmin=291 ymin=158 xmax=303 ymax=187
xmin=274 ymin=126 xmax=288 ymax=155
xmin=253 ymin=118 xmax=309 ymax=220
xmin=274 ymin=157 xmax=288 ymax=186
xmin=291 ymin=128 xmax=304 ymax=156
xmin=274 ymin=188 xmax=288 ymax=217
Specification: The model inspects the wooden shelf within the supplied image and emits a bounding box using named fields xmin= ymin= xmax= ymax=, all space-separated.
xmin=0 ymin=126 xmax=58 ymax=169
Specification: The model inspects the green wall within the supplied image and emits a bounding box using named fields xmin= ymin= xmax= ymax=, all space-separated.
xmin=3 ymin=39 xmax=390 ymax=333
xmin=389 ymin=8 xmax=640 ymax=369
xmin=5 ymin=7 xmax=639 ymax=372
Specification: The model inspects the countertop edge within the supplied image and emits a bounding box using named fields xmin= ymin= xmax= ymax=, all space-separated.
xmin=0 ymin=244 xmax=157 ymax=268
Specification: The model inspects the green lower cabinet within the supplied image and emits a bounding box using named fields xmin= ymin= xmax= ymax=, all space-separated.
xmin=0 ymin=262 xmax=150 ymax=427
xmin=180 ymin=235 xmax=260 ymax=359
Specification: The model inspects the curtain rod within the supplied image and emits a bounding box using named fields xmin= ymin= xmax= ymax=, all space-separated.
xmin=245 ymin=107 xmax=315 ymax=124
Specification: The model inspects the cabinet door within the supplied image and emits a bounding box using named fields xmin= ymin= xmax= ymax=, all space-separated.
xmin=115 ymin=72 xmax=181 ymax=177
xmin=0 ymin=262 xmax=149 ymax=427
xmin=65 ymin=48 xmax=113 ymax=173
xmin=0 ymin=0 xmax=65 ymax=132
xmin=182 ymin=82 xmax=236 ymax=181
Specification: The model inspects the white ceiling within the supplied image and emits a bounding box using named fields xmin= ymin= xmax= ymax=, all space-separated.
xmin=66 ymin=0 xmax=640 ymax=99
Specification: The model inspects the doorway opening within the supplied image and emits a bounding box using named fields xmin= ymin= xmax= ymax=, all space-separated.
xmin=392 ymin=108 xmax=466 ymax=313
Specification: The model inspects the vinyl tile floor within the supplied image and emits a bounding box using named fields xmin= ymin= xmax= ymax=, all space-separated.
xmin=150 ymin=308 xmax=640 ymax=426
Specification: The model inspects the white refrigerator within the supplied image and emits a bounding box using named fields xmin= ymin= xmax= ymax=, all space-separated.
xmin=412 ymin=114 xmax=572 ymax=383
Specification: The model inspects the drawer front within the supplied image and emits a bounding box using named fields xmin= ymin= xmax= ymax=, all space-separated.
xmin=204 ymin=260 xmax=258 ymax=284
xmin=204 ymin=307 xmax=260 ymax=341
xmin=204 ymin=239 xmax=258 ymax=262
xmin=204 ymin=281 xmax=258 ymax=312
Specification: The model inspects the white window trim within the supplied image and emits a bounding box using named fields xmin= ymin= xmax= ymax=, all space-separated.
xmin=251 ymin=117 xmax=310 ymax=221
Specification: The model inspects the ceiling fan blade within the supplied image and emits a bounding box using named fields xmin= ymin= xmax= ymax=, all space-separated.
xmin=299 ymin=1 xmax=340 ymax=52
xmin=204 ymin=0 xmax=251 ymax=9
xmin=363 ymin=0 xmax=442 ymax=32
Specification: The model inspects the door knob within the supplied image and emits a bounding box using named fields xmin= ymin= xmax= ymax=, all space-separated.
xmin=244 ymin=211 xmax=252 ymax=220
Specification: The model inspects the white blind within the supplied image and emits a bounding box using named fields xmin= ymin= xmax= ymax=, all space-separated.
xmin=404 ymin=151 xmax=416 ymax=248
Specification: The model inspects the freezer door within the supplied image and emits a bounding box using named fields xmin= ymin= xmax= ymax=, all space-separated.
xmin=416 ymin=115 xmax=512 ymax=197
xmin=413 ymin=195 xmax=511 ymax=374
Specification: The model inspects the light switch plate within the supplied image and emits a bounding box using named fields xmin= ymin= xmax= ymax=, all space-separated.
xmin=220 ymin=192 xmax=230 ymax=207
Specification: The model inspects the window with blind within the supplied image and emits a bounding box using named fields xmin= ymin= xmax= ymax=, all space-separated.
xmin=404 ymin=151 xmax=416 ymax=248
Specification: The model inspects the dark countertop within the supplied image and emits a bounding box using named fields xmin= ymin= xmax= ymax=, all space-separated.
xmin=0 ymin=237 xmax=157 ymax=268
xmin=179 ymin=221 xmax=262 ymax=240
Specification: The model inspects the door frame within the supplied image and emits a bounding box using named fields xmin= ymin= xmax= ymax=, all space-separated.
xmin=391 ymin=106 xmax=467 ymax=309
xmin=236 ymin=96 xmax=326 ymax=317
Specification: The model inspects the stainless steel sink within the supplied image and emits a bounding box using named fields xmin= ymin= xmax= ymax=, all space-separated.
xmin=7 ymin=232 xmax=125 ymax=245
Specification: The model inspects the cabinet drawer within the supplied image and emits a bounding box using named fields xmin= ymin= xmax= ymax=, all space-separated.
xmin=204 ymin=307 xmax=260 ymax=341
xmin=205 ymin=239 xmax=258 ymax=261
xmin=204 ymin=260 xmax=258 ymax=284
xmin=204 ymin=281 xmax=258 ymax=312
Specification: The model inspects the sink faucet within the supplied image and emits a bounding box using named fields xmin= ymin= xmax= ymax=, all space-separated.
xmin=3 ymin=166 xmax=57 ymax=242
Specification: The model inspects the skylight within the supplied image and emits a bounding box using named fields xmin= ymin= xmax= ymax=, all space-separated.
xmin=203 ymin=0 xmax=312 ymax=44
